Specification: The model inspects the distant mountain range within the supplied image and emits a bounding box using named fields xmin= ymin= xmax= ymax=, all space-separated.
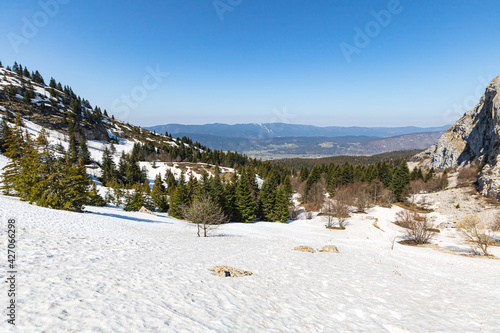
xmin=146 ymin=123 xmax=450 ymax=159
xmin=147 ymin=123 xmax=450 ymax=140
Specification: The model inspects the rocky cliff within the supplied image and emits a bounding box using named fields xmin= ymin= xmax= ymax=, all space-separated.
xmin=417 ymin=75 xmax=500 ymax=199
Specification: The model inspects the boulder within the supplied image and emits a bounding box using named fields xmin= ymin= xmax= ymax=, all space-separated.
xmin=293 ymin=245 xmax=316 ymax=253
xmin=320 ymin=245 xmax=339 ymax=253
xmin=209 ymin=266 xmax=252 ymax=277
xmin=139 ymin=206 xmax=156 ymax=216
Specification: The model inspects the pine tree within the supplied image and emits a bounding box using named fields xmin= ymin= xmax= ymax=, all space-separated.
xmin=169 ymin=172 xmax=189 ymax=218
xmin=258 ymin=174 xmax=277 ymax=221
xmin=273 ymin=186 xmax=291 ymax=223
xmin=79 ymin=134 xmax=91 ymax=164
xmin=210 ymin=165 xmax=225 ymax=209
xmin=100 ymin=147 xmax=116 ymax=186
xmin=124 ymin=187 xmax=145 ymax=212
xmin=391 ymin=159 xmax=411 ymax=202
xmin=299 ymin=166 xmax=310 ymax=182
xmin=151 ymin=174 xmax=169 ymax=212
xmin=88 ymin=182 xmax=106 ymax=207
xmin=236 ymin=171 xmax=256 ymax=222
xmin=0 ymin=117 xmax=13 ymax=152
xmin=223 ymin=173 xmax=239 ymax=221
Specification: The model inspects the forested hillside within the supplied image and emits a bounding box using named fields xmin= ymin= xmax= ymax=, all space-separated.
xmin=0 ymin=60 xmax=445 ymax=222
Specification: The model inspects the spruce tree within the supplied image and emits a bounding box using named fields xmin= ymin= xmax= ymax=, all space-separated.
xmin=236 ymin=171 xmax=256 ymax=222
xmin=391 ymin=159 xmax=411 ymax=202
xmin=79 ymin=135 xmax=91 ymax=164
xmin=151 ymin=174 xmax=169 ymax=212
xmin=299 ymin=166 xmax=310 ymax=182
xmin=210 ymin=165 xmax=225 ymax=209
xmin=258 ymin=175 xmax=277 ymax=221
xmin=273 ymin=186 xmax=291 ymax=223
xmin=100 ymin=147 xmax=116 ymax=185
xmin=169 ymin=172 xmax=189 ymax=218
xmin=223 ymin=173 xmax=239 ymax=221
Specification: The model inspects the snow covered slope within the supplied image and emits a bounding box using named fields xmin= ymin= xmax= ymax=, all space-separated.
xmin=1 ymin=195 xmax=499 ymax=332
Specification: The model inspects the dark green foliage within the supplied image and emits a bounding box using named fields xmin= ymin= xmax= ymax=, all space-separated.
xmin=236 ymin=171 xmax=256 ymax=222
xmin=79 ymin=135 xmax=91 ymax=164
xmin=151 ymin=174 xmax=169 ymax=212
xmin=391 ymin=159 xmax=411 ymax=201
xmin=1 ymin=127 xmax=92 ymax=212
xmin=299 ymin=166 xmax=309 ymax=182
xmin=88 ymin=183 xmax=106 ymax=207
xmin=273 ymin=185 xmax=291 ymax=223
xmin=169 ymin=172 xmax=190 ymax=218
xmin=100 ymin=147 xmax=116 ymax=186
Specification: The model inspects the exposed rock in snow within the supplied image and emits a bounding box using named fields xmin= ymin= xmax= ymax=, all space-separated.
xmin=139 ymin=206 xmax=156 ymax=215
xmin=293 ymin=245 xmax=316 ymax=253
xmin=209 ymin=266 xmax=252 ymax=277
xmin=320 ymin=245 xmax=339 ymax=253
xmin=417 ymin=75 xmax=500 ymax=199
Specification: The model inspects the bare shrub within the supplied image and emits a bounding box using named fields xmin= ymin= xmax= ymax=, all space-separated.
xmin=457 ymin=215 xmax=494 ymax=255
xmin=290 ymin=177 xmax=301 ymax=193
xmin=332 ymin=187 xmax=351 ymax=228
xmin=303 ymin=203 xmax=315 ymax=219
xmin=407 ymin=214 xmax=436 ymax=245
xmin=289 ymin=203 xmax=302 ymax=220
xmin=457 ymin=166 xmax=477 ymax=187
xmin=408 ymin=180 xmax=425 ymax=205
xmin=346 ymin=183 xmax=372 ymax=213
xmin=366 ymin=180 xmax=385 ymax=203
xmin=182 ymin=196 xmax=226 ymax=237
xmin=424 ymin=173 xmax=448 ymax=192
xmin=493 ymin=214 xmax=500 ymax=232
xmin=305 ymin=182 xmax=325 ymax=210
xmin=322 ymin=199 xmax=336 ymax=228
xmin=379 ymin=188 xmax=395 ymax=208
xmin=395 ymin=209 xmax=415 ymax=228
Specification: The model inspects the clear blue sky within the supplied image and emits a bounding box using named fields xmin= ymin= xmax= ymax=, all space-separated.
xmin=1 ymin=0 xmax=499 ymax=127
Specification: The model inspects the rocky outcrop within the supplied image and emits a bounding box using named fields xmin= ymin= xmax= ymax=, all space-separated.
xmin=417 ymin=75 xmax=500 ymax=199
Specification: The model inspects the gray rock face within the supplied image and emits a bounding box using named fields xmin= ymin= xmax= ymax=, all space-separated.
xmin=417 ymin=75 xmax=500 ymax=199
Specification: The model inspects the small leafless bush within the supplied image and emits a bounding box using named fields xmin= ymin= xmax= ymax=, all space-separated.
xmin=289 ymin=204 xmax=302 ymax=220
xmin=307 ymin=182 xmax=325 ymax=208
xmin=457 ymin=166 xmax=477 ymax=187
xmin=379 ymin=189 xmax=395 ymax=208
xmin=395 ymin=209 xmax=415 ymax=228
xmin=457 ymin=215 xmax=494 ymax=255
xmin=322 ymin=199 xmax=336 ymax=228
xmin=493 ymin=214 xmax=500 ymax=232
xmin=424 ymin=174 xmax=448 ymax=192
xmin=182 ymin=196 xmax=226 ymax=237
xmin=407 ymin=214 xmax=436 ymax=245
xmin=332 ymin=188 xmax=351 ymax=228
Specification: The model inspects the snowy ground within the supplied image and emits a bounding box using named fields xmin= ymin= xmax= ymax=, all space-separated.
xmin=1 ymin=193 xmax=499 ymax=332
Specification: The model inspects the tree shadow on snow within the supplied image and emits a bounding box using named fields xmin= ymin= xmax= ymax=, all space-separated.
xmin=89 ymin=211 xmax=172 ymax=224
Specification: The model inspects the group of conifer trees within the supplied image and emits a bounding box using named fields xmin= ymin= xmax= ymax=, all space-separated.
xmin=0 ymin=114 xmax=99 ymax=212
xmin=99 ymin=151 xmax=294 ymax=223
xmin=296 ymin=159 xmax=443 ymax=204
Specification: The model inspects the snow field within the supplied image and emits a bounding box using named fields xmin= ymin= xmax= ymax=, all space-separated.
xmin=0 ymin=194 xmax=499 ymax=332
